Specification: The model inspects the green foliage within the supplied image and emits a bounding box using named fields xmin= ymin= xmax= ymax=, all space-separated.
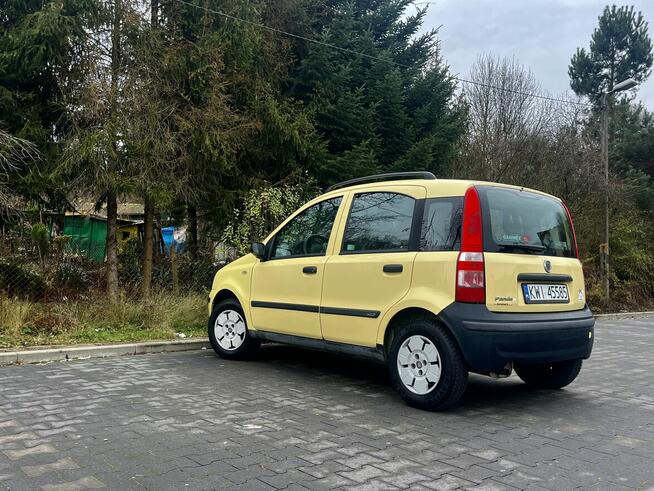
xmin=291 ymin=0 xmax=466 ymax=186
xmin=0 ymin=0 xmax=98 ymax=208
xmin=30 ymin=223 xmax=49 ymax=257
xmin=610 ymin=210 xmax=654 ymax=289
xmin=222 ymin=177 xmax=319 ymax=255
xmin=0 ymin=294 xmax=208 ymax=348
xmin=569 ymin=5 xmax=653 ymax=100
xmin=0 ymin=261 xmax=45 ymax=300
xmin=54 ymin=261 xmax=92 ymax=293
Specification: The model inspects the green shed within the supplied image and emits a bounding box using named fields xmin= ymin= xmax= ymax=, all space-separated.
xmin=63 ymin=214 xmax=107 ymax=262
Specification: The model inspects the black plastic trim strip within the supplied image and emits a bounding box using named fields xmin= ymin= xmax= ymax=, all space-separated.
xmin=250 ymin=301 xmax=319 ymax=313
xmin=251 ymin=301 xmax=380 ymax=318
xmin=517 ymin=273 xmax=573 ymax=283
xmin=249 ymin=330 xmax=385 ymax=362
xmin=320 ymin=306 xmax=381 ymax=318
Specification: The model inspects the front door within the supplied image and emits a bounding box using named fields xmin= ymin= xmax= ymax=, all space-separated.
xmin=250 ymin=196 xmax=343 ymax=339
xmin=320 ymin=187 xmax=426 ymax=347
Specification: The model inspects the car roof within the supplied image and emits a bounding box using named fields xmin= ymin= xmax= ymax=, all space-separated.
xmin=319 ymin=178 xmax=559 ymax=201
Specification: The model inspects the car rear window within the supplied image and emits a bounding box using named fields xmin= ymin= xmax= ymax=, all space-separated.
xmin=477 ymin=186 xmax=575 ymax=258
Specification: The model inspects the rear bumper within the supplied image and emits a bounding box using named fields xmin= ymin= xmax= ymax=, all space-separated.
xmin=439 ymin=303 xmax=595 ymax=373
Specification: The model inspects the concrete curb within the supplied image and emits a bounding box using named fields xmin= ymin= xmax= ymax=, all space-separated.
xmin=0 ymin=338 xmax=211 ymax=366
xmin=594 ymin=311 xmax=654 ymax=320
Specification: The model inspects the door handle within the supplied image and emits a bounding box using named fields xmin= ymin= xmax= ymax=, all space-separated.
xmin=383 ymin=264 xmax=403 ymax=273
xmin=303 ymin=266 xmax=318 ymax=274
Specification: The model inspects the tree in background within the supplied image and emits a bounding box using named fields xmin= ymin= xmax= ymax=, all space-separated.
xmin=452 ymin=54 xmax=607 ymax=268
xmin=568 ymin=4 xmax=654 ymax=307
xmin=290 ymin=0 xmax=466 ymax=186
xmin=0 ymin=131 xmax=38 ymax=220
xmin=60 ymin=0 xmax=143 ymax=299
xmin=0 ymin=0 xmax=97 ymax=211
xmin=457 ymin=54 xmax=559 ymax=182
xmin=569 ymin=5 xmax=652 ymax=101
xmin=159 ymin=0 xmax=322 ymax=241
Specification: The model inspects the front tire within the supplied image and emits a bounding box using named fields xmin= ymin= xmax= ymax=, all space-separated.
xmin=514 ymin=359 xmax=582 ymax=389
xmin=208 ymin=299 xmax=260 ymax=360
xmin=388 ymin=318 xmax=468 ymax=411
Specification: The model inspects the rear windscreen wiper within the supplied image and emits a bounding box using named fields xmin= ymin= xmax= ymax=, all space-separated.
xmin=496 ymin=242 xmax=546 ymax=253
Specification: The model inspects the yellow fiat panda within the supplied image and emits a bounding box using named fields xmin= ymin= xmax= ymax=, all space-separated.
xmin=207 ymin=172 xmax=595 ymax=410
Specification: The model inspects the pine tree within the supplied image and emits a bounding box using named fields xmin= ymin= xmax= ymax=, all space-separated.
xmin=290 ymin=0 xmax=466 ymax=186
xmin=0 ymin=0 xmax=97 ymax=209
xmin=569 ymin=5 xmax=653 ymax=100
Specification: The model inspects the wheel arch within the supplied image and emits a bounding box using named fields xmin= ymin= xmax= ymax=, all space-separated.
xmin=210 ymin=286 xmax=255 ymax=329
xmin=212 ymin=288 xmax=240 ymax=311
xmin=379 ymin=305 xmax=464 ymax=361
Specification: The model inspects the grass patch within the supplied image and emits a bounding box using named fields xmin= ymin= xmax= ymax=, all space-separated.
xmin=0 ymin=293 xmax=208 ymax=349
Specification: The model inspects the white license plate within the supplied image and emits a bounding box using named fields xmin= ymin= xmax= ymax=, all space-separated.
xmin=522 ymin=283 xmax=569 ymax=304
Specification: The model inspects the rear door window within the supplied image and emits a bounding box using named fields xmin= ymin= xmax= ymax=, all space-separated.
xmin=342 ymin=192 xmax=415 ymax=253
xmin=477 ymin=187 xmax=575 ymax=258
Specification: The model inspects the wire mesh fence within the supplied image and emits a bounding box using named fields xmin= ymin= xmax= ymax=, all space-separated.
xmin=0 ymin=234 xmax=220 ymax=303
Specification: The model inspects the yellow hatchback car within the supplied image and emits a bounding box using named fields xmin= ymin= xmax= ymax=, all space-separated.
xmin=208 ymin=172 xmax=595 ymax=410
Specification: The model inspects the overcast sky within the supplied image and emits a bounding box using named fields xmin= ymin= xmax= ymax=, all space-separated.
xmin=421 ymin=0 xmax=654 ymax=109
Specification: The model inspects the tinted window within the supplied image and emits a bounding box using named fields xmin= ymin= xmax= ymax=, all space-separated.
xmin=342 ymin=192 xmax=415 ymax=253
xmin=478 ymin=187 xmax=575 ymax=258
xmin=420 ymin=197 xmax=463 ymax=251
xmin=271 ymin=197 xmax=342 ymax=259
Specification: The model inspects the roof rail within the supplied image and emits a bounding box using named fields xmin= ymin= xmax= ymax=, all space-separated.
xmin=326 ymin=171 xmax=436 ymax=192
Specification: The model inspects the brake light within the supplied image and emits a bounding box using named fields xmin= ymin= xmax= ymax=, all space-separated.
xmin=562 ymin=201 xmax=579 ymax=258
xmin=456 ymin=187 xmax=485 ymax=303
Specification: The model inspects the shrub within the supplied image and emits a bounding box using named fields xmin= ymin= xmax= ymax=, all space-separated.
xmin=54 ymin=261 xmax=92 ymax=293
xmin=0 ymin=261 xmax=46 ymax=300
xmin=222 ymin=176 xmax=319 ymax=256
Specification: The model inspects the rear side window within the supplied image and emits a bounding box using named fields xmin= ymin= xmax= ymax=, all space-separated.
xmin=420 ymin=197 xmax=463 ymax=251
xmin=342 ymin=192 xmax=415 ymax=253
xmin=477 ymin=187 xmax=575 ymax=258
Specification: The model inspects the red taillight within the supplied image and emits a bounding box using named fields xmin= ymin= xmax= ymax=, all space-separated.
xmin=456 ymin=187 xmax=485 ymax=303
xmin=562 ymin=201 xmax=579 ymax=258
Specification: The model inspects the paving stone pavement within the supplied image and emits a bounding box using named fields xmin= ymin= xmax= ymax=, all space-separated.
xmin=1 ymin=317 xmax=654 ymax=491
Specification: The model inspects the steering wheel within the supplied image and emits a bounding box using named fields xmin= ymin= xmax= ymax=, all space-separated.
xmin=303 ymin=234 xmax=327 ymax=254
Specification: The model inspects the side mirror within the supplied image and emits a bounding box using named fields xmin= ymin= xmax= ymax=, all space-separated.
xmin=251 ymin=242 xmax=266 ymax=260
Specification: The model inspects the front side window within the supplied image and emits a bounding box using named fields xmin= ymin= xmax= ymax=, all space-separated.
xmin=342 ymin=192 xmax=415 ymax=253
xmin=270 ymin=197 xmax=342 ymax=259
xmin=478 ymin=187 xmax=575 ymax=258
xmin=420 ymin=197 xmax=463 ymax=251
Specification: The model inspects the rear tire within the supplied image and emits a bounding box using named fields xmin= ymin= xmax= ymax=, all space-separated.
xmin=388 ymin=318 xmax=468 ymax=411
xmin=208 ymin=299 xmax=260 ymax=360
xmin=514 ymin=359 xmax=582 ymax=389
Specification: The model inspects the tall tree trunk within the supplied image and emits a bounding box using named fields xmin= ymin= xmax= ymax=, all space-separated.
xmin=142 ymin=195 xmax=154 ymax=298
xmin=188 ymin=204 xmax=198 ymax=259
xmin=105 ymin=0 xmax=121 ymax=300
xmin=170 ymin=243 xmax=179 ymax=294
xmin=150 ymin=0 xmax=158 ymax=26
xmin=106 ymin=191 xmax=119 ymax=299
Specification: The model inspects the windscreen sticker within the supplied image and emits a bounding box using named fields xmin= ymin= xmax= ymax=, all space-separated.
xmin=496 ymin=234 xmax=522 ymax=242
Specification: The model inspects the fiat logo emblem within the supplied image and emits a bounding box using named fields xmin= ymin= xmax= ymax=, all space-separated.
xmin=543 ymin=259 xmax=552 ymax=273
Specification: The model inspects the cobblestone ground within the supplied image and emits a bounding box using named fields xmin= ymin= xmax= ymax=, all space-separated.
xmin=1 ymin=317 xmax=654 ymax=491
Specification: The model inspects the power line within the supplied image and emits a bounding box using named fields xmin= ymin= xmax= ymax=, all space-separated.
xmin=171 ymin=0 xmax=592 ymax=108
xmin=455 ymin=78 xmax=591 ymax=107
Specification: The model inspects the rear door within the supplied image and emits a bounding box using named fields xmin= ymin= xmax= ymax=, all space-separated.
xmin=320 ymin=186 xmax=426 ymax=347
xmin=477 ymin=186 xmax=586 ymax=313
